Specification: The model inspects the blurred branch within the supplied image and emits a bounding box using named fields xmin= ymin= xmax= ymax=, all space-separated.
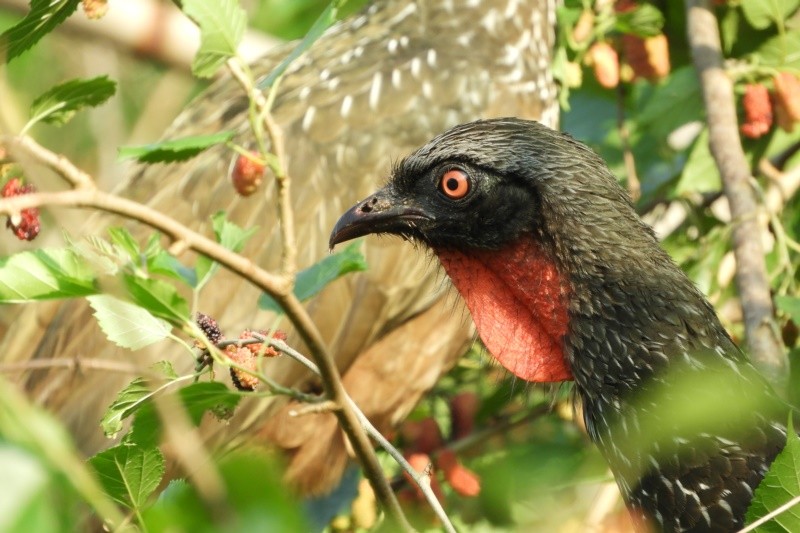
xmin=685 ymin=0 xmax=787 ymax=387
xmin=0 ymin=0 xmax=279 ymax=70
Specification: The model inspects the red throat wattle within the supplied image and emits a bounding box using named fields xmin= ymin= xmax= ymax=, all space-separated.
xmin=435 ymin=237 xmax=572 ymax=382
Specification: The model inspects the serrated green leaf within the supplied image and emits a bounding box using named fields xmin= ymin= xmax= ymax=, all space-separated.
xmin=746 ymin=419 xmax=800 ymax=531
xmin=151 ymin=361 xmax=178 ymax=380
xmin=123 ymin=275 xmax=190 ymax=323
xmin=615 ymin=4 xmax=664 ymax=37
xmin=776 ymin=296 xmax=800 ymax=324
xmin=118 ymin=131 xmax=235 ymax=163
xmin=742 ymin=0 xmax=800 ymax=30
xmin=87 ymin=295 xmax=172 ymax=351
xmin=107 ymin=227 xmax=141 ymax=263
xmin=758 ymin=30 xmax=800 ymax=71
xmin=258 ymin=241 xmax=367 ymax=312
xmin=148 ymin=251 xmax=198 ymax=287
xmin=0 ymin=248 xmax=97 ymax=302
xmin=195 ymin=211 xmax=256 ymax=289
xmin=0 ymin=0 xmax=80 ymax=63
xmin=88 ymin=445 xmax=165 ymax=511
xmin=676 ymin=128 xmax=721 ymax=195
xmin=182 ymin=0 xmax=247 ymax=77
xmin=127 ymin=382 xmax=241 ymax=448
xmin=26 ymin=76 xmax=116 ymax=131
xmin=100 ymin=378 xmax=152 ymax=438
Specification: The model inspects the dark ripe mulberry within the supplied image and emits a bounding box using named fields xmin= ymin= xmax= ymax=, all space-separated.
xmin=196 ymin=313 xmax=224 ymax=344
xmin=2 ymin=178 xmax=41 ymax=241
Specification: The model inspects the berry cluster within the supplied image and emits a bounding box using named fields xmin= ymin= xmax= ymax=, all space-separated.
xmin=398 ymin=391 xmax=482 ymax=510
xmin=578 ymin=0 xmax=671 ymax=90
xmin=2 ymin=178 xmax=41 ymax=241
xmin=741 ymin=73 xmax=800 ymax=139
xmin=194 ymin=313 xmax=286 ymax=392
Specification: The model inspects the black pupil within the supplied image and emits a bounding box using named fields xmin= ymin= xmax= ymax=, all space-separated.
xmin=446 ymin=177 xmax=459 ymax=191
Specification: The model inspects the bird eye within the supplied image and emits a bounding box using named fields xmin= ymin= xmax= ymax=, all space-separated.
xmin=439 ymin=169 xmax=470 ymax=200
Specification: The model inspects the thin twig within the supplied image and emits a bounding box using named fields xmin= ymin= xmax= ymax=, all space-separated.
xmin=226 ymin=59 xmax=297 ymax=279
xmin=0 ymin=357 xmax=147 ymax=375
xmin=684 ymin=0 xmax=787 ymax=387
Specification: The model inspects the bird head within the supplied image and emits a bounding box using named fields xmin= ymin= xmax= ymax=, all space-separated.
xmin=330 ymin=118 xmax=694 ymax=390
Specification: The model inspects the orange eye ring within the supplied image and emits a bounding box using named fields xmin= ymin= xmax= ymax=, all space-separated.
xmin=439 ymin=169 xmax=470 ymax=199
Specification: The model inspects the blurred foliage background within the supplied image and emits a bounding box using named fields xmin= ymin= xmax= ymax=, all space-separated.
xmin=0 ymin=0 xmax=798 ymax=531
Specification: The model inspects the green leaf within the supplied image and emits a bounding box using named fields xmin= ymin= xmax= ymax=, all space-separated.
xmin=87 ymin=295 xmax=172 ymax=351
xmin=182 ymin=0 xmax=247 ymax=77
xmin=100 ymin=377 xmax=153 ymax=438
xmin=742 ymin=0 xmax=800 ymax=29
xmin=123 ymin=275 xmax=191 ymax=323
xmin=776 ymin=296 xmax=800 ymax=324
xmin=0 ymin=248 xmax=97 ymax=302
xmin=107 ymin=227 xmax=141 ymax=263
xmin=0 ymin=0 xmax=81 ymax=63
xmin=151 ymin=361 xmax=179 ymax=381
xmin=746 ymin=419 xmax=800 ymax=530
xmin=118 ymin=131 xmax=235 ymax=163
xmin=0 ymin=447 xmax=63 ymax=532
xmin=148 ymin=251 xmax=198 ymax=287
xmin=758 ymin=30 xmax=800 ymax=71
xmin=615 ymin=4 xmax=664 ymax=37
xmin=89 ymin=445 xmax=165 ymax=511
xmin=635 ymin=66 xmax=704 ymax=139
xmin=676 ymin=128 xmax=721 ymax=195
xmin=258 ymin=0 xmax=344 ymax=90
xmin=127 ymin=382 xmax=241 ymax=448
xmin=195 ymin=211 xmax=256 ymax=289
xmin=27 ymin=76 xmax=116 ymax=130
xmin=258 ymin=241 xmax=368 ymax=312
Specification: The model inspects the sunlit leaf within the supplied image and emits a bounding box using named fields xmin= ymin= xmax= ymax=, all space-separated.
xmin=27 ymin=76 xmax=116 ymax=129
xmin=182 ymin=0 xmax=247 ymax=77
xmin=87 ymin=295 xmax=172 ymax=351
xmin=741 ymin=0 xmax=800 ymax=30
xmin=0 ymin=248 xmax=96 ymax=302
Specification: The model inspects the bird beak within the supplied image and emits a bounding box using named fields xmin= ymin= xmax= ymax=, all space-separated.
xmin=329 ymin=185 xmax=432 ymax=248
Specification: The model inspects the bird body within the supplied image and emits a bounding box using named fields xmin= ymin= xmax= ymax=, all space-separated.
xmin=5 ymin=0 xmax=559 ymax=496
xmin=330 ymin=118 xmax=789 ymax=531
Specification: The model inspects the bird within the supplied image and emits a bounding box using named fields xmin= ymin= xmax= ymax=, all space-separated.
xmin=329 ymin=117 xmax=790 ymax=531
xmin=3 ymin=0 xmax=559 ymax=496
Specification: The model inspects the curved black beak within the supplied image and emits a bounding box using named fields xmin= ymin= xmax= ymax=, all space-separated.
xmin=329 ymin=186 xmax=432 ymax=249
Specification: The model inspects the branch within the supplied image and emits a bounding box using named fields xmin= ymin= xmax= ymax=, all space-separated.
xmin=684 ymin=0 xmax=787 ymax=386
xmin=0 ymin=135 xmax=411 ymax=532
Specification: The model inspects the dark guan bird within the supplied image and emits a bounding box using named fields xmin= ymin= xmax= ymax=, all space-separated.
xmin=3 ymin=0 xmax=558 ymax=496
xmin=330 ymin=118 xmax=789 ymax=531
